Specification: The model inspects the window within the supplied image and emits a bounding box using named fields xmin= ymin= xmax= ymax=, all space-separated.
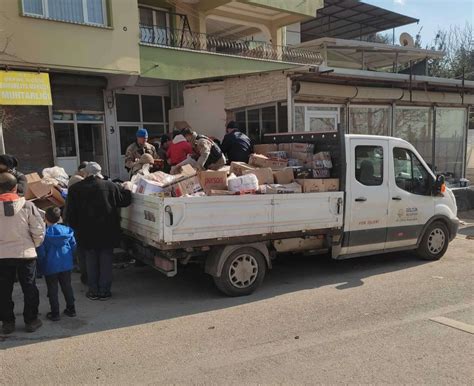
xmin=394 ymin=107 xmax=433 ymax=165
xmin=141 ymin=95 xmax=164 ymax=123
xmin=355 ymin=146 xmax=383 ymax=186
xmin=116 ymin=94 xmax=140 ymax=122
xmin=393 ymin=148 xmax=432 ymax=195
xmin=434 ymin=108 xmax=466 ymax=179
xmin=54 ymin=123 xmax=76 ymax=157
xmin=349 ymin=106 xmax=390 ymax=135
xmin=235 ymin=111 xmax=246 ymax=133
xmin=22 ymin=0 xmax=107 ymax=26
xmin=294 ymin=105 xmax=343 ymax=132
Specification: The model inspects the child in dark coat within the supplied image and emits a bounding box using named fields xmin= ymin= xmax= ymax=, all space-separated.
xmin=37 ymin=207 xmax=77 ymax=321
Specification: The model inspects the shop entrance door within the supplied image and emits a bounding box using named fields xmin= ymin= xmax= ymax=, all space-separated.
xmin=53 ymin=112 xmax=106 ymax=176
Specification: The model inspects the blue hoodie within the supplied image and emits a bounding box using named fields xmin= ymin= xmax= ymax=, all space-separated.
xmin=37 ymin=224 xmax=77 ymax=276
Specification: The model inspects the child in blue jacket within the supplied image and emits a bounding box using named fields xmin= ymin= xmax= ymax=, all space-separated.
xmin=37 ymin=207 xmax=77 ymax=321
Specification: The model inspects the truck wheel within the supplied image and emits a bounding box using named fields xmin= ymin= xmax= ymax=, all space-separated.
xmin=416 ymin=221 xmax=449 ymax=261
xmin=213 ymin=247 xmax=266 ymax=297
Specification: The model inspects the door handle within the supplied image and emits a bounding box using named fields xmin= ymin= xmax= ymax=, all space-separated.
xmin=165 ymin=205 xmax=174 ymax=226
xmin=392 ymin=196 xmax=402 ymax=201
xmin=355 ymin=197 xmax=367 ymax=202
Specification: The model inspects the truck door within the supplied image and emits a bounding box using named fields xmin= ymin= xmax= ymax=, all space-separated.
xmin=386 ymin=143 xmax=435 ymax=249
xmin=345 ymin=139 xmax=389 ymax=254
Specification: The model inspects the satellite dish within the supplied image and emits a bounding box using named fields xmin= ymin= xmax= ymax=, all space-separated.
xmin=399 ymin=32 xmax=415 ymax=47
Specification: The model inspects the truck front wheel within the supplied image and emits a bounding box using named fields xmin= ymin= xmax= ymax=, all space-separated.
xmin=213 ymin=247 xmax=266 ymax=297
xmin=416 ymin=221 xmax=449 ymax=261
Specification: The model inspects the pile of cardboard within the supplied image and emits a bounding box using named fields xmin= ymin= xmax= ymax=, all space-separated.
xmin=132 ymin=142 xmax=340 ymax=197
xmin=25 ymin=173 xmax=66 ymax=210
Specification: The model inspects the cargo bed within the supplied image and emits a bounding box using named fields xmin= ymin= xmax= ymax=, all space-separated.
xmin=121 ymin=192 xmax=344 ymax=249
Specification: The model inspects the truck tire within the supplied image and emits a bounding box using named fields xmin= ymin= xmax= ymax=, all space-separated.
xmin=213 ymin=247 xmax=266 ymax=297
xmin=416 ymin=221 xmax=449 ymax=261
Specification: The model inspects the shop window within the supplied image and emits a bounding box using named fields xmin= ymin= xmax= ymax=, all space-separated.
xmin=116 ymin=94 xmax=140 ymax=122
xmin=119 ymin=126 xmax=139 ymax=155
xmin=164 ymin=97 xmax=171 ymax=123
xmin=349 ymin=106 xmax=390 ymax=136
xmin=22 ymin=0 xmax=108 ymax=26
xmin=247 ymin=109 xmax=260 ymax=144
xmin=393 ymin=148 xmax=432 ymax=195
xmin=394 ymin=107 xmax=433 ymax=165
xmin=261 ymin=106 xmax=276 ymax=136
xmin=434 ymin=108 xmax=466 ymax=179
xmin=355 ymin=145 xmax=383 ymax=186
xmin=54 ymin=123 xmax=76 ymax=157
xmin=294 ymin=105 xmax=342 ymax=132
xmin=235 ymin=111 xmax=246 ymax=133
xmin=141 ymin=95 xmax=164 ymax=123
xmin=294 ymin=106 xmax=305 ymax=131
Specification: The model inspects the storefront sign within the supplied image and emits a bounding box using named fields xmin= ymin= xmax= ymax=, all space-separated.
xmin=0 ymin=71 xmax=52 ymax=105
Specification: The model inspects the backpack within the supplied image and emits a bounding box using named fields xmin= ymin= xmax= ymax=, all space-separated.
xmin=196 ymin=135 xmax=223 ymax=168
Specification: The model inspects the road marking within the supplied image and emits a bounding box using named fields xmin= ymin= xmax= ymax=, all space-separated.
xmin=429 ymin=316 xmax=474 ymax=334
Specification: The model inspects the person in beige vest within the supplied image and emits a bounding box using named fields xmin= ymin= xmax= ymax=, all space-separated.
xmin=0 ymin=173 xmax=45 ymax=334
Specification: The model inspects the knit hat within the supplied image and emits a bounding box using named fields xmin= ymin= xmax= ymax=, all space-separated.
xmin=84 ymin=162 xmax=104 ymax=179
xmin=160 ymin=134 xmax=170 ymax=145
xmin=0 ymin=154 xmax=18 ymax=170
xmin=136 ymin=128 xmax=149 ymax=138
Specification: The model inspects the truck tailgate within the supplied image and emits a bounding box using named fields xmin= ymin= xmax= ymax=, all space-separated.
xmin=121 ymin=192 xmax=344 ymax=246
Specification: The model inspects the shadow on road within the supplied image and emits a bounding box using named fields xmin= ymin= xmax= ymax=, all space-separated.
xmin=1 ymin=250 xmax=428 ymax=348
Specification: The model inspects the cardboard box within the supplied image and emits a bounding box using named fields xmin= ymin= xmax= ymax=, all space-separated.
xmin=244 ymin=168 xmax=274 ymax=185
xmin=253 ymin=144 xmax=277 ymax=154
xmin=260 ymin=182 xmax=302 ymax=194
xmin=136 ymin=178 xmax=171 ymax=195
xmin=25 ymin=173 xmax=66 ymax=208
xmin=230 ymin=162 xmax=256 ymax=176
xmin=312 ymin=168 xmax=330 ymax=178
xmin=249 ymin=154 xmax=288 ymax=169
xmin=292 ymin=167 xmax=314 ymax=180
xmin=291 ymin=151 xmax=314 ymax=163
xmin=313 ymin=152 xmax=333 ymax=169
xmin=172 ymin=176 xmax=202 ymax=197
xmin=199 ymin=170 xmax=228 ymax=191
xmin=296 ymin=178 xmax=340 ymax=193
xmin=266 ymin=151 xmax=288 ymax=159
xmin=278 ymin=143 xmax=292 ymax=153
xmin=273 ymin=168 xmax=294 ymax=184
xmin=291 ymin=143 xmax=314 ymax=153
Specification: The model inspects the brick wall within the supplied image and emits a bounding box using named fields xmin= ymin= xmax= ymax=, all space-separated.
xmin=224 ymin=71 xmax=288 ymax=110
xmin=1 ymin=106 xmax=54 ymax=174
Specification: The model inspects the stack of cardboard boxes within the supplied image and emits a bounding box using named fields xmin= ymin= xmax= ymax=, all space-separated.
xmin=24 ymin=173 xmax=66 ymax=210
xmin=132 ymin=142 xmax=340 ymax=198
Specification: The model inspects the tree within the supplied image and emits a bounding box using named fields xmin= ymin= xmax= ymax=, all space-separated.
xmin=426 ymin=23 xmax=474 ymax=80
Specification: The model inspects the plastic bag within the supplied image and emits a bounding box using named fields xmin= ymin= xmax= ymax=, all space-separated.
xmin=42 ymin=166 xmax=69 ymax=188
xmin=228 ymin=174 xmax=259 ymax=193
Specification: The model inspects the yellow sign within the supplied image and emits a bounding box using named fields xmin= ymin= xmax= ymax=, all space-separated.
xmin=0 ymin=71 xmax=52 ymax=105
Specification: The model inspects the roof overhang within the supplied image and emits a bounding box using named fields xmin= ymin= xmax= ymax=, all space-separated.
xmin=301 ymin=0 xmax=419 ymax=41
xmin=296 ymin=37 xmax=444 ymax=69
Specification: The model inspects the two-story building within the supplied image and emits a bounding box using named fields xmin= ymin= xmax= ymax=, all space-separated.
xmin=0 ymin=0 xmax=323 ymax=179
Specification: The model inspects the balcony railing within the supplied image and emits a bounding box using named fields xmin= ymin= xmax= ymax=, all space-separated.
xmin=139 ymin=25 xmax=322 ymax=65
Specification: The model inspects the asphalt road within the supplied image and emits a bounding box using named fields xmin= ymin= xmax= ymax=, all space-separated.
xmin=1 ymin=236 xmax=473 ymax=384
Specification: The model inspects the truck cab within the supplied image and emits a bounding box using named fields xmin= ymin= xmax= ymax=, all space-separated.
xmin=339 ymin=135 xmax=459 ymax=260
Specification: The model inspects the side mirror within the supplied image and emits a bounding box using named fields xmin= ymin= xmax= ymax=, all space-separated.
xmin=433 ymin=174 xmax=446 ymax=195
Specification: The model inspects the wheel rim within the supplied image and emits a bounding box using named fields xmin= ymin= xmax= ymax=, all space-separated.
xmin=228 ymin=254 xmax=259 ymax=289
xmin=427 ymin=228 xmax=446 ymax=254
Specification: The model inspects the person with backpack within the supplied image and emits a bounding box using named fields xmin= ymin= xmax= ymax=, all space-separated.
xmin=36 ymin=207 xmax=77 ymax=321
xmin=181 ymin=128 xmax=226 ymax=171
xmin=221 ymin=121 xmax=253 ymax=163
xmin=0 ymin=172 xmax=45 ymax=334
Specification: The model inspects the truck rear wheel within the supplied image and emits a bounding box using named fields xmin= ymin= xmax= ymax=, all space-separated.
xmin=416 ymin=221 xmax=449 ymax=261
xmin=213 ymin=247 xmax=266 ymax=297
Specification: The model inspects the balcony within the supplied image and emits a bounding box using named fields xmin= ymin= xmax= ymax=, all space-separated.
xmin=139 ymin=25 xmax=322 ymax=81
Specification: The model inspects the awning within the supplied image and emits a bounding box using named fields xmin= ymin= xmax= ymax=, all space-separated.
xmin=301 ymin=0 xmax=419 ymax=41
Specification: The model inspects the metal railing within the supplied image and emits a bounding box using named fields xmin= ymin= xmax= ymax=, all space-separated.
xmin=139 ymin=25 xmax=322 ymax=65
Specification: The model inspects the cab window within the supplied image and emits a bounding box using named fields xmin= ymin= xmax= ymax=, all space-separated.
xmin=355 ymin=145 xmax=383 ymax=186
xmin=393 ymin=148 xmax=432 ymax=195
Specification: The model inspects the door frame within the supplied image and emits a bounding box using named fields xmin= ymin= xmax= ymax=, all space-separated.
xmin=51 ymin=111 xmax=107 ymax=175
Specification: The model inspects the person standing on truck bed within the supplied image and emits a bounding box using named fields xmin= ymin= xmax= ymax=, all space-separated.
xmin=65 ymin=162 xmax=131 ymax=301
xmin=220 ymin=121 xmax=253 ymax=163
xmin=124 ymin=128 xmax=158 ymax=173
xmin=181 ymin=128 xmax=226 ymax=171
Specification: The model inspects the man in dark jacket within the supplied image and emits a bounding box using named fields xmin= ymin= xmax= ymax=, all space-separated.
xmin=66 ymin=162 xmax=131 ymax=301
xmin=0 ymin=155 xmax=28 ymax=196
xmin=221 ymin=121 xmax=253 ymax=163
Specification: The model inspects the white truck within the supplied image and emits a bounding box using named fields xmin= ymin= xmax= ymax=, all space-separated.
xmin=120 ymin=132 xmax=459 ymax=296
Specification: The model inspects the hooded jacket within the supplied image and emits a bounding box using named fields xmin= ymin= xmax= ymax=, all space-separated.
xmin=36 ymin=224 xmax=76 ymax=276
xmin=0 ymin=194 xmax=45 ymax=259
xmin=167 ymin=134 xmax=193 ymax=166
xmin=221 ymin=130 xmax=253 ymax=163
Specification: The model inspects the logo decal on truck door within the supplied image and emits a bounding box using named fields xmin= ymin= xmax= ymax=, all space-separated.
xmin=396 ymin=207 xmax=418 ymax=222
